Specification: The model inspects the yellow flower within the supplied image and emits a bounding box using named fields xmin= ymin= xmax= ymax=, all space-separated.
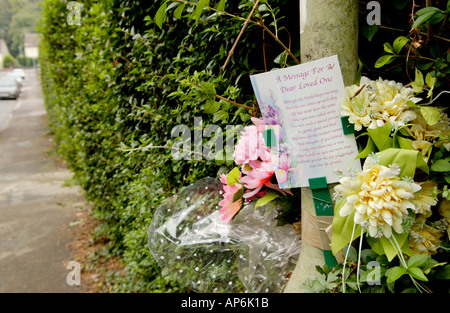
xmin=341 ymin=84 xmax=372 ymax=131
xmin=438 ymin=199 xmax=450 ymax=239
xmin=407 ymin=113 xmax=448 ymax=159
xmin=412 ymin=140 xmax=433 ymax=160
xmin=335 ymin=158 xmax=422 ymax=238
xmin=409 ymin=222 xmax=443 ymax=255
xmin=341 ymin=77 xmax=420 ymax=131
xmin=413 ymin=180 xmax=438 ymax=215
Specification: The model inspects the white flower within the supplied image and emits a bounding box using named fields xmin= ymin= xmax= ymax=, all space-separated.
xmin=342 ymin=77 xmax=420 ymax=131
xmin=335 ymin=159 xmax=422 ymax=238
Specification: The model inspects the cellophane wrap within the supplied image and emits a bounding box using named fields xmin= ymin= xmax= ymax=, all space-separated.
xmin=148 ymin=178 xmax=301 ymax=293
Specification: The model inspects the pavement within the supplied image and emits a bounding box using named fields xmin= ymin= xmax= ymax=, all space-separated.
xmin=0 ymin=68 xmax=84 ymax=293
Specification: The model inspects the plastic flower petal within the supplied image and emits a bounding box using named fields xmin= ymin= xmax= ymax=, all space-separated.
xmin=409 ymin=222 xmax=443 ymax=255
xmin=335 ymin=159 xmax=422 ymax=238
xmin=274 ymin=152 xmax=291 ymax=185
xmin=342 ymin=76 xmax=420 ymax=131
xmin=218 ymin=174 xmax=243 ymax=224
xmin=233 ymin=125 xmax=271 ymax=165
xmin=240 ymin=161 xmax=275 ymax=199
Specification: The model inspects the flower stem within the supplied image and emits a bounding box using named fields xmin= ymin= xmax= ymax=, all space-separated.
xmin=356 ymin=228 xmax=364 ymax=293
xmin=342 ymin=223 xmax=357 ymax=293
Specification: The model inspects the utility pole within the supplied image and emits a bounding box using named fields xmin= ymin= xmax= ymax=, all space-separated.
xmin=284 ymin=0 xmax=359 ymax=293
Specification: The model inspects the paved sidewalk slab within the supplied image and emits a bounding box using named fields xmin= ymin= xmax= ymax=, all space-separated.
xmin=0 ymin=69 xmax=83 ymax=293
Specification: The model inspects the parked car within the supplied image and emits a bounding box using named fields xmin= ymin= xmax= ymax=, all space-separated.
xmin=0 ymin=75 xmax=20 ymax=99
xmin=12 ymin=68 xmax=26 ymax=80
xmin=7 ymin=70 xmax=24 ymax=87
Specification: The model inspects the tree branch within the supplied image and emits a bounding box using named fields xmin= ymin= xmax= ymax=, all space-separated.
xmin=221 ymin=0 xmax=260 ymax=71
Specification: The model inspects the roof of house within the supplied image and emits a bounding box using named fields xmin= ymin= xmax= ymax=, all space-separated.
xmin=0 ymin=39 xmax=9 ymax=55
xmin=24 ymin=33 xmax=40 ymax=48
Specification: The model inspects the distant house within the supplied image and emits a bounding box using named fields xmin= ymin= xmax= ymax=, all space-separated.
xmin=0 ymin=39 xmax=10 ymax=69
xmin=24 ymin=33 xmax=40 ymax=59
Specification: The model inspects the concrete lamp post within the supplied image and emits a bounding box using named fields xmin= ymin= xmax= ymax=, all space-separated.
xmin=284 ymin=0 xmax=359 ymax=293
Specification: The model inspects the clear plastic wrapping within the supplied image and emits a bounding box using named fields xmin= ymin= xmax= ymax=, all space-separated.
xmin=148 ymin=177 xmax=301 ymax=293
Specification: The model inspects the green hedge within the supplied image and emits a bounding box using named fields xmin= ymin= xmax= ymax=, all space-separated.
xmin=38 ymin=0 xmax=297 ymax=292
xmin=39 ymin=0 xmax=449 ymax=292
xmin=2 ymin=53 xmax=19 ymax=68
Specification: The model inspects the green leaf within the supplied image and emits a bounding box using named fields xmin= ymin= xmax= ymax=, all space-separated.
xmin=416 ymin=7 xmax=442 ymax=15
xmin=407 ymin=267 xmax=428 ymax=281
xmin=407 ymin=254 xmax=429 ymax=268
xmin=212 ymin=110 xmax=229 ymax=123
xmin=226 ymin=167 xmax=241 ymax=186
xmin=413 ymin=8 xmax=442 ymax=28
xmin=435 ymin=265 xmax=450 ymax=280
xmin=396 ymin=136 xmax=413 ymax=150
xmin=387 ymin=266 xmax=407 ymax=283
xmin=342 ymin=245 xmax=358 ymax=262
xmin=411 ymin=68 xmax=424 ymax=93
xmin=216 ymin=0 xmax=226 ymax=12
xmin=154 ymin=2 xmax=167 ymax=29
xmin=367 ymin=123 xmax=393 ymax=151
xmin=361 ymin=24 xmax=379 ymax=42
xmin=426 ymin=73 xmax=436 ymax=98
xmin=204 ymin=99 xmax=220 ymax=114
xmin=393 ymin=36 xmax=410 ymax=54
xmin=375 ymin=55 xmax=396 ymax=68
xmin=232 ymin=187 xmax=244 ymax=203
xmin=383 ymin=42 xmax=394 ymax=54
xmin=425 ymin=72 xmax=436 ymax=90
xmin=377 ymin=148 xmax=429 ymax=178
xmin=378 ymin=232 xmax=409 ymax=261
xmin=354 ymin=58 xmax=363 ymax=85
xmin=393 ymin=0 xmax=409 ymax=10
xmin=173 ymin=4 xmax=186 ymax=19
xmin=274 ymin=50 xmax=288 ymax=65
xmin=357 ymin=136 xmax=377 ymax=159
xmin=331 ymin=200 xmax=363 ymax=255
xmin=198 ymin=81 xmax=216 ymax=97
xmin=427 ymin=11 xmax=446 ymax=24
xmin=431 ymin=159 xmax=450 ymax=172
xmin=192 ymin=0 xmax=209 ymax=21
xmin=420 ymin=106 xmax=441 ymax=126
xmin=254 ymin=192 xmax=280 ymax=209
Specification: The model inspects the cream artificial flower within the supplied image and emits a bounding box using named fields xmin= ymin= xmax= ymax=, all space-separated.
xmin=438 ymin=199 xmax=450 ymax=239
xmin=413 ymin=180 xmax=438 ymax=215
xmin=409 ymin=222 xmax=443 ymax=255
xmin=341 ymin=77 xmax=420 ymax=131
xmin=341 ymin=84 xmax=373 ymax=131
xmin=407 ymin=113 xmax=446 ymax=159
xmin=335 ymin=158 xmax=422 ymax=238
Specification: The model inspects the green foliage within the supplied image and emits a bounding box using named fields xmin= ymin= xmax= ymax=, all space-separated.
xmin=38 ymin=0 xmax=295 ymax=292
xmin=303 ymin=246 xmax=449 ymax=293
xmin=361 ymin=0 xmax=449 ymax=96
xmin=1 ymin=0 xmax=41 ymax=57
xmin=2 ymin=53 xmax=18 ymax=67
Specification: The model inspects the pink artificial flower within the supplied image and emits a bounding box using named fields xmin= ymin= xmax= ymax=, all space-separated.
xmin=218 ymin=174 xmax=243 ymax=224
xmin=274 ymin=153 xmax=291 ymax=185
xmin=240 ymin=161 xmax=278 ymax=199
xmin=245 ymin=190 xmax=267 ymax=202
xmin=234 ymin=125 xmax=271 ymax=166
xmin=250 ymin=117 xmax=265 ymax=126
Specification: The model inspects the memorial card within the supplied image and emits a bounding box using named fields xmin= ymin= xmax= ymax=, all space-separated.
xmin=250 ymin=55 xmax=362 ymax=188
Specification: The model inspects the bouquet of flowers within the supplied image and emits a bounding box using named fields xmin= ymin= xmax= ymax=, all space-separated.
xmin=328 ymin=76 xmax=450 ymax=293
xmin=217 ymin=116 xmax=301 ymax=227
xmin=219 ymin=75 xmax=450 ymax=293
